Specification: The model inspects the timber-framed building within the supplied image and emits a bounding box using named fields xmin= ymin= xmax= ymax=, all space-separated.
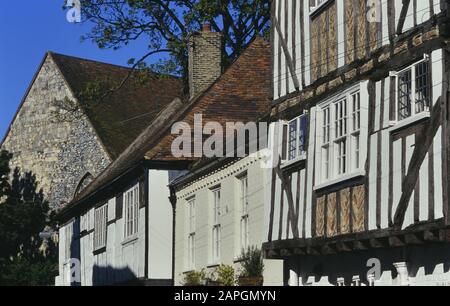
xmin=263 ymin=0 xmax=450 ymax=286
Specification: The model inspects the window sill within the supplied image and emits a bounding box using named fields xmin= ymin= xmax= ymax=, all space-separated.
xmin=207 ymin=263 xmax=220 ymax=269
xmin=389 ymin=112 xmax=430 ymax=134
xmin=281 ymin=154 xmax=307 ymax=169
xmin=93 ymin=246 xmax=106 ymax=256
xmin=233 ymin=257 xmax=248 ymax=264
xmin=314 ymin=170 xmax=366 ymax=191
xmin=122 ymin=235 xmax=138 ymax=246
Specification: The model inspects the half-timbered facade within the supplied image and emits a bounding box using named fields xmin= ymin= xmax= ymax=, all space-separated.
xmin=264 ymin=0 xmax=450 ymax=286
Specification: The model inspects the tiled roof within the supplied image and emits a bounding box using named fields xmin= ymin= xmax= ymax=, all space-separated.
xmin=50 ymin=52 xmax=183 ymax=159
xmin=60 ymin=37 xmax=271 ymax=218
xmin=144 ymin=37 xmax=272 ymax=161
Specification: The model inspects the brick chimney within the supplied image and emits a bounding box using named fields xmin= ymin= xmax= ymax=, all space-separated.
xmin=188 ymin=23 xmax=223 ymax=99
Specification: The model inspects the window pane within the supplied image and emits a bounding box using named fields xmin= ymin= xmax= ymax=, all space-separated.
xmin=352 ymin=92 xmax=361 ymax=132
xmin=299 ymin=115 xmax=309 ymax=154
xmin=335 ymin=99 xmax=348 ymax=139
xmin=336 ymin=139 xmax=347 ymax=175
xmin=398 ymin=69 xmax=412 ymax=120
xmin=288 ymin=120 xmax=298 ymax=160
xmin=323 ymin=146 xmax=330 ymax=180
xmin=415 ymin=60 xmax=430 ymax=114
xmin=323 ymin=107 xmax=330 ymax=143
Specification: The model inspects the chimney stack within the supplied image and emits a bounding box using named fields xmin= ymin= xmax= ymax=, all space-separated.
xmin=188 ymin=23 xmax=223 ymax=99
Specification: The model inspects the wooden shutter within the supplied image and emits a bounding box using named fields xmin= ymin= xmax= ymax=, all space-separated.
xmin=116 ymin=193 xmax=123 ymax=220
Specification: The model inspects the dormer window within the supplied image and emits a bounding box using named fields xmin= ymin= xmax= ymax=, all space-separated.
xmin=395 ymin=57 xmax=431 ymax=121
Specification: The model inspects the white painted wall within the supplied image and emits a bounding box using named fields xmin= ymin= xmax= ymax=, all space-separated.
xmin=56 ymin=172 xmax=174 ymax=286
xmin=148 ymin=169 xmax=173 ymax=280
xmin=286 ymin=244 xmax=450 ymax=286
xmin=174 ymin=154 xmax=283 ymax=286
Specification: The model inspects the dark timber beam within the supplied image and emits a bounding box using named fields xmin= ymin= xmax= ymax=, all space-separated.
xmin=394 ymin=98 xmax=442 ymax=229
xmin=294 ymin=248 xmax=306 ymax=256
xmin=424 ymin=230 xmax=440 ymax=242
xmin=370 ymin=238 xmax=389 ymax=249
xmin=389 ymin=235 xmax=406 ymax=247
xmin=275 ymin=164 xmax=300 ymax=238
xmin=280 ymin=249 xmax=292 ymax=257
xmin=321 ymin=244 xmax=337 ymax=255
xmin=336 ymin=241 xmax=353 ymax=252
xmin=353 ymin=240 xmax=370 ymax=251
xmin=397 ymin=0 xmax=411 ymax=35
xmin=272 ymin=15 xmax=300 ymax=90
xmin=405 ymin=233 xmax=424 ymax=245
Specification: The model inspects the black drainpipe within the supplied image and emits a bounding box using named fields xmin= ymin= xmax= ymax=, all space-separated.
xmin=169 ymin=186 xmax=177 ymax=286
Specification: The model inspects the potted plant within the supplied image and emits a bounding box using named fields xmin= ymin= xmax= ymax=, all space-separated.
xmin=210 ymin=265 xmax=236 ymax=286
xmin=182 ymin=269 xmax=207 ymax=286
xmin=237 ymin=247 xmax=264 ymax=286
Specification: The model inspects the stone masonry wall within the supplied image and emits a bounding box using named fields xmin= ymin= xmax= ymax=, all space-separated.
xmin=1 ymin=55 xmax=111 ymax=209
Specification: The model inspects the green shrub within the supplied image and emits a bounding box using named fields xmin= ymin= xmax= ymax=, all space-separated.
xmin=238 ymin=246 xmax=264 ymax=278
xmin=182 ymin=270 xmax=207 ymax=286
xmin=214 ymin=265 xmax=236 ymax=286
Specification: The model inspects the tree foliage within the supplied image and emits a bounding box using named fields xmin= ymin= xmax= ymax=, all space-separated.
xmin=0 ymin=151 xmax=57 ymax=286
xmin=76 ymin=0 xmax=270 ymax=79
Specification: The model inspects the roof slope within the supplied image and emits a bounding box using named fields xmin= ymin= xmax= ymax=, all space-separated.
xmin=62 ymin=37 xmax=271 ymax=216
xmin=144 ymin=37 xmax=272 ymax=161
xmin=50 ymin=52 xmax=182 ymax=159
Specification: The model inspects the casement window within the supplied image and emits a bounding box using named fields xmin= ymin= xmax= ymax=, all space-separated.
xmin=285 ymin=114 xmax=309 ymax=162
xmin=322 ymin=106 xmax=331 ymax=180
xmin=187 ymin=197 xmax=196 ymax=270
xmin=239 ymin=175 xmax=249 ymax=251
xmin=94 ymin=204 xmax=108 ymax=251
xmin=211 ymin=187 xmax=221 ymax=263
xmin=395 ymin=57 xmax=431 ymax=121
xmin=124 ymin=185 xmax=139 ymax=240
xmin=318 ymin=88 xmax=363 ymax=183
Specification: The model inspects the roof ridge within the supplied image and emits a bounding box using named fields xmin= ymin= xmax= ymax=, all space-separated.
xmin=49 ymin=51 xmax=180 ymax=79
xmin=48 ymin=51 xmax=135 ymax=71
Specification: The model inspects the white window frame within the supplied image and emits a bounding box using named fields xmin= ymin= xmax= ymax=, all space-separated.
xmin=394 ymin=56 xmax=431 ymax=122
xmin=238 ymin=175 xmax=249 ymax=252
xmin=123 ymin=185 xmax=139 ymax=240
xmin=211 ymin=187 xmax=221 ymax=264
xmin=94 ymin=204 xmax=108 ymax=251
xmin=284 ymin=113 xmax=309 ymax=164
xmin=187 ymin=197 xmax=196 ymax=270
xmin=310 ymin=0 xmax=332 ymax=14
xmin=316 ymin=83 xmax=367 ymax=187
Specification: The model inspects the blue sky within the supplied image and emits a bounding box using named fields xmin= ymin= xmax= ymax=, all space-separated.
xmin=0 ymin=1 xmax=156 ymax=140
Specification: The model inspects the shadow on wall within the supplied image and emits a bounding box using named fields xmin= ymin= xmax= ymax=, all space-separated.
xmin=92 ymin=265 xmax=136 ymax=286
xmin=288 ymin=244 xmax=450 ymax=286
